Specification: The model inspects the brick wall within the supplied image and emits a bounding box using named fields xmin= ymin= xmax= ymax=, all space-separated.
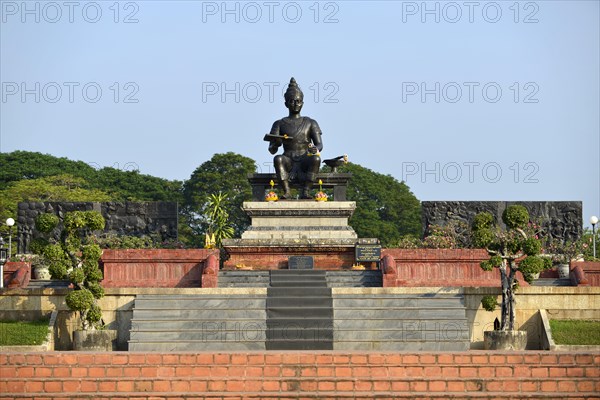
xmin=381 ymin=249 xmax=532 ymax=287
xmin=2 ymin=261 xmax=31 ymax=289
xmin=572 ymin=261 xmax=600 ymax=286
xmin=0 ymin=352 xmax=598 ymax=399
xmin=101 ymin=249 xmax=219 ymax=288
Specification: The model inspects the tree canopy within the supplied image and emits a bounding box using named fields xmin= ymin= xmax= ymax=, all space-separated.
xmin=182 ymin=152 xmax=256 ymax=241
xmin=0 ymin=151 xmax=183 ymax=202
xmin=1 ymin=151 xmax=423 ymax=248
xmin=333 ymin=163 xmax=421 ymax=247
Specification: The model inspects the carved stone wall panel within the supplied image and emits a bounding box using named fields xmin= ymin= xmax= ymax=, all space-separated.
xmin=16 ymin=201 xmax=178 ymax=253
xmin=422 ymin=201 xmax=582 ymax=243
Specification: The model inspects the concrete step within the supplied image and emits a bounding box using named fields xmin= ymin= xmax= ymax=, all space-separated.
xmin=133 ymin=298 xmax=266 ymax=309
xmin=532 ymin=278 xmax=572 ymax=286
xmin=326 ymin=270 xmax=383 ymax=288
xmin=218 ymin=271 xmax=270 ymax=288
xmin=268 ymin=287 xmax=332 ymax=296
xmin=128 ymin=340 xmax=267 ymax=351
xmin=333 ymin=341 xmax=471 ymax=351
xmin=266 ymin=339 xmax=333 ymax=350
xmin=26 ymin=279 xmax=70 ymax=289
xmin=267 ymin=327 xmax=334 ymax=341
xmin=266 ymin=295 xmax=333 ymax=308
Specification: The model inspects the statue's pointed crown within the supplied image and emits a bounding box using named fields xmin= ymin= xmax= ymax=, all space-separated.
xmin=285 ymin=77 xmax=303 ymax=100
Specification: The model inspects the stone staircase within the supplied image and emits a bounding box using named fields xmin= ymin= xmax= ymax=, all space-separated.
xmin=333 ymin=289 xmax=470 ymax=351
xmin=218 ymin=269 xmax=382 ymax=288
xmin=129 ymin=292 xmax=267 ymax=351
xmin=266 ymin=270 xmax=333 ymax=350
xmin=129 ymin=270 xmax=468 ymax=351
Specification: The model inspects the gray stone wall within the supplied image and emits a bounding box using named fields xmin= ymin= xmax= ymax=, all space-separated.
xmin=422 ymin=201 xmax=582 ymax=243
xmin=17 ymin=202 xmax=178 ymax=253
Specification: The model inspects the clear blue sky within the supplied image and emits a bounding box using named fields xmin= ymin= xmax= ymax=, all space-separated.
xmin=1 ymin=1 xmax=599 ymax=226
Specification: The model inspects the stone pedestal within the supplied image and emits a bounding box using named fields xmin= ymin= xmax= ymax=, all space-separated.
xmin=240 ymin=201 xmax=357 ymax=241
xmin=222 ymin=201 xmax=376 ymax=270
xmin=483 ymin=330 xmax=527 ymax=350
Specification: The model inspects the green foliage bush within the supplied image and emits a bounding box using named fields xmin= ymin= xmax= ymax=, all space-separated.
xmin=522 ymin=237 xmax=542 ymax=256
xmin=472 ymin=212 xmax=494 ymax=230
xmin=65 ymin=289 xmax=94 ymax=312
xmin=397 ymin=235 xmax=421 ymax=249
xmin=34 ymin=210 xmax=106 ymax=330
xmin=472 ymin=206 xmax=547 ymax=331
xmin=481 ymin=295 xmax=497 ymax=312
xmin=35 ymin=213 xmax=59 ymax=233
xmin=29 ymin=238 xmax=49 ymax=255
xmin=502 ymin=205 xmax=529 ymax=229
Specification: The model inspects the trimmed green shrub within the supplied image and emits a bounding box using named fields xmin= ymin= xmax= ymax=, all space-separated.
xmin=35 ymin=213 xmax=59 ymax=233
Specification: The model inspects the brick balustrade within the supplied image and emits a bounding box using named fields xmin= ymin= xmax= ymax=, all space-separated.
xmin=0 ymin=351 xmax=598 ymax=399
xmin=101 ymin=249 xmax=220 ymax=288
xmin=381 ymin=249 xmax=534 ymax=287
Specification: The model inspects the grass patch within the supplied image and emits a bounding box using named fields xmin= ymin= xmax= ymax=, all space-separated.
xmin=549 ymin=319 xmax=600 ymax=345
xmin=0 ymin=319 xmax=50 ymax=346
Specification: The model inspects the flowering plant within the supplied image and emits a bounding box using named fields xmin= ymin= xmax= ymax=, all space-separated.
xmin=546 ymin=239 xmax=583 ymax=264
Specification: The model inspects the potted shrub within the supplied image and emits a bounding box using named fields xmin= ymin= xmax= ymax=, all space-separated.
xmin=547 ymin=239 xmax=582 ymax=279
xmin=472 ymin=205 xmax=551 ymax=350
xmin=35 ymin=211 xmax=116 ymax=350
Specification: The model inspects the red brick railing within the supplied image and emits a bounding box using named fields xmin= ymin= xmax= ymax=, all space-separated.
xmin=571 ymin=261 xmax=600 ymax=286
xmin=2 ymin=261 xmax=31 ymax=289
xmin=381 ymin=249 xmax=523 ymax=287
xmin=0 ymin=352 xmax=598 ymax=399
xmin=101 ymin=249 xmax=219 ymax=288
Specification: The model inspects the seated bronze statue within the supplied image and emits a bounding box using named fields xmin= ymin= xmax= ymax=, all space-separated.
xmin=264 ymin=77 xmax=323 ymax=199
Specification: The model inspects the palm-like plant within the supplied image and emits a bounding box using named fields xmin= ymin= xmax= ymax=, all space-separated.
xmin=205 ymin=192 xmax=234 ymax=248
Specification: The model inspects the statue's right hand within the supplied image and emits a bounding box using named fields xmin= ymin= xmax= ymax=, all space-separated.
xmin=268 ymin=142 xmax=280 ymax=154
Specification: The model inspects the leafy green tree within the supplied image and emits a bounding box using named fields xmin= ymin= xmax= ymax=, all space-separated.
xmin=472 ymin=205 xmax=551 ymax=331
xmin=182 ymin=152 xmax=256 ymax=240
xmin=0 ymin=151 xmax=96 ymax=189
xmin=94 ymin=167 xmax=183 ymax=202
xmin=0 ymin=151 xmax=183 ymax=202
xmin=333 ymin=163 xmax=421 ymax=247
xmin=35 ymin=211 xmax=106 ymax=330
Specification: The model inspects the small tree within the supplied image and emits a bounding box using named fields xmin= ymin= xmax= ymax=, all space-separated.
xmin=35 ymin=210 xmax=106 ymax=330
xmin=204 ymin=192 xmax=234 ymax=249
xmin=472 ymin=205 xmax=551 ymax=331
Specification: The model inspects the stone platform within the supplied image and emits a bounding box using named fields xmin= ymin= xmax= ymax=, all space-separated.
xmin=222 ymin=201 xmax=375 ymax=270
xmin=239 ymin=201 xmax=357 ymax=241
